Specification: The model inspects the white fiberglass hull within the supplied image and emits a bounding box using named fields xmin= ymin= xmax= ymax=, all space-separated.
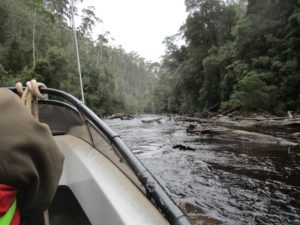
xmin=54 ymin=135 xmax=169 ymax=225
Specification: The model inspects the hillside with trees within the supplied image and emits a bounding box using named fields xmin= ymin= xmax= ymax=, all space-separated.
xmin=1 ymin=0 xmax=299 ymax=116
xmin=0 ymin=0 xmax=157 ymax=115
xmin=154 ymin=0 xmax=300 ymax=115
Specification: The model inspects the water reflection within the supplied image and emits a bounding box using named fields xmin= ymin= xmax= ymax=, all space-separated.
xmin=105 ymin=115 xmax=300 ymax=225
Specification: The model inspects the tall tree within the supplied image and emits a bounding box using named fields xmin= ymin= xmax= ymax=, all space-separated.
xmin=155 ymin=0 xmax=300 ymax=114
xmin=79 ymin=6 xmax=102 ymax=38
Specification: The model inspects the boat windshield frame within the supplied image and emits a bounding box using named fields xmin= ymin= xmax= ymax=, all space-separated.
xmin=8 ymin=87 xmax=192 ymax=225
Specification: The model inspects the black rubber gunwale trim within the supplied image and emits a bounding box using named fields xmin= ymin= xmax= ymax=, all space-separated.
xmin=8 ymin=87 xmax=192 ymax=225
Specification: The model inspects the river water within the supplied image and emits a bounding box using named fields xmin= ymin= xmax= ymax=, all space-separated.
xmin=104 ymin=115 xmax=300 ymax=225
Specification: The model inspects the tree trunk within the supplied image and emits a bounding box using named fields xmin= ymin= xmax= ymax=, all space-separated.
xmin=32 ymin=7 xmax=37 ymax=68
xmin=288 ymin=111 xmax=293 ymax=119
xmin=187 ymin=125 xmax=298 ymax=147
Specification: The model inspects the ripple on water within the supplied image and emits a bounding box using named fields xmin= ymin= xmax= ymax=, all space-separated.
xmin=105 ymin=115 xmax=300 ymax=225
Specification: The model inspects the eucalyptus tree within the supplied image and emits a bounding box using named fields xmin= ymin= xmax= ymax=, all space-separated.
xmin=79 ymin=6 xmax=102 ymax=38
xmin=179 ymin=0 xmax=238 ymax=111
xmin=0 ymin=0 xmax=159 ymax=114
xmin=29 ymin=0 xmax=54 ymax=68
xmin=155 ymin=0 xmax=300 ymax=114
xmin=43 ymin=0 xmax=70 ymax=24
xmin=96 ymin=31 xmax=114 ymax=64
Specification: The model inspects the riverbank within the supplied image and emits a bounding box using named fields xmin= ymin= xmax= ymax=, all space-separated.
xmin=106 ymin=113 xmax=300 ymax=148
xmin=174 ymin=114 xmax=300 ymax=148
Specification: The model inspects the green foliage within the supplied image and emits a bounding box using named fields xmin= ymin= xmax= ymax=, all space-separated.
xmin=0 ymin=0 xmax=158 ymax=115
xmin=79 ymin=6 xmax=102 ymax=38
xmin=154 ymin=0 xmax=300 ymax=115
xmin=84 ymin=67 xmax=118 ymax=115
xmin=3 ymin=37 xmax=28 ymax=73
xmin=2 ymin=0 xmax=300 ymax=115
xmin=288 ymin=8 xmax=300 ymax=26
xmin=200 ymin=53 xmax=221 ymax=108
xmin=280 ymin=73 xmax=300 ymax=110
xmin=223 ymin=72 xmax=278 ymax=112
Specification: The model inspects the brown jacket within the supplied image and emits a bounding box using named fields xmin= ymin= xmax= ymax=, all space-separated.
xmin=0 ymin=88 xmax=64 ymax=217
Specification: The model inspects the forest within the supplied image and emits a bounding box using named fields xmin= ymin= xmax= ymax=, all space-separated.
xmin=0 ymin=0 xmax=157 ymax=114
xmin=0 ymin=0 xmax=300 ymax=115
xmin=154 ymin=0 xmax=300 ymax=115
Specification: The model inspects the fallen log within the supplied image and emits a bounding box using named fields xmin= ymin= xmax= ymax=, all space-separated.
xmin=254 ymin=119 xmax=300 ymax=128
xmin=288 ymin=111 xmax=293 ymax=119
xmin=107 ymin=113 xmax=134 ymax=120
xmin=236 ymin=115 xmax=299 ymax=121
xmin=215 ymin=116 xmax=300 ymax=128
xmin=187 ymin=125 xmax=298 ymax=147
xmin=221 ymin=106 xmax=240 ymax=116
xmin=199 ymin=103 xmax=220 ymax=118
xmin=141 ymin=118 xmax=162 ymax=124
xmin=176 ymin=115 xmax=300 ymax=131
xmin=120 ymin=115 xmax=134 ymax=120
xmin=174 ymin=116 xmax=211 ymax=123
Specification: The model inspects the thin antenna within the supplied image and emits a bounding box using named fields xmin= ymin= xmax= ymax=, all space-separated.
xmin=70 ymin=0 xmax=85 ymax=103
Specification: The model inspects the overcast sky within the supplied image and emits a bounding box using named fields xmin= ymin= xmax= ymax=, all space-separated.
xmin=77 ymin=0 xmax=187 ymax=62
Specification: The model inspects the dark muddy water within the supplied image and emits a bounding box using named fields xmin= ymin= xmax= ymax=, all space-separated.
xmin=105 ymin=115 xmax=300 ymax=225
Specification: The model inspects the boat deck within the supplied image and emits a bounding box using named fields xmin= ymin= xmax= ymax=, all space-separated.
xmin=50 ymin=134 xmax=169 ymax=225
xmin=49 ymin=185 xmax=91 ymax=225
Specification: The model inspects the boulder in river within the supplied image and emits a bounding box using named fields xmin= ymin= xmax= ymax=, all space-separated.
xmin=173 ymin=142 xmax=196 ymax=151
